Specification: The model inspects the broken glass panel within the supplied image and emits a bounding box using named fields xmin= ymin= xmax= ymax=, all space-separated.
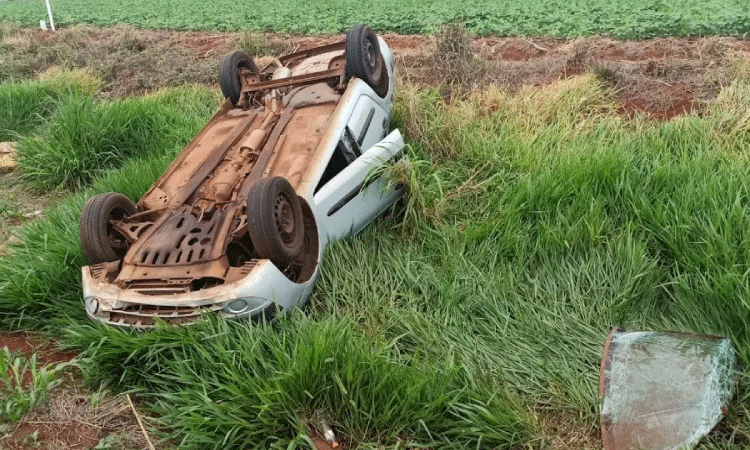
xmin=599 ymin=327 xmax=735 ymax=450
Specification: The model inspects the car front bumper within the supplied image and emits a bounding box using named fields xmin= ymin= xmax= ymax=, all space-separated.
xmin=82 ymin=258 xmax=317 ymax=328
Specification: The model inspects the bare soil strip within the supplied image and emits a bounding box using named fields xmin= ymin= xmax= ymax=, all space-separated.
xmin=3 ymin=26 xmax=748 ymax=119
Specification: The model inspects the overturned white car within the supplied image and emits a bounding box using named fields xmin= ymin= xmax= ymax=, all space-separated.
xmin=79 ymin=25 xmax=405 ymax=327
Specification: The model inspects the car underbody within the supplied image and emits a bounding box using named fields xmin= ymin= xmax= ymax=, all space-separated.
xmin=80 ymin=25 xmax=404 ymax=326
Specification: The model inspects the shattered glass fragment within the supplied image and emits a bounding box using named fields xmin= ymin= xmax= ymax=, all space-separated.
xmin=599 ymin=327 xmax=735 ymax=450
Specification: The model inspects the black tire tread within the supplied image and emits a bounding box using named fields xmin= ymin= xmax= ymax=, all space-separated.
xmin=219 ymin=50 xmax=258 ymax=106
xmin=80 ymin=193 xmax=136 ymax=264
xmin=247 ymin=177 xmax=304 ymax=262
xmin=345 ymin=24 xmax=384 ymax=91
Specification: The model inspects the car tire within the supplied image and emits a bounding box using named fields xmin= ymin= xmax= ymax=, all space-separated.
xmin=345 ymin=24 xmax=385 ymax=91
xmin=247 ymin=176 xmax=305 ymax=262
xmin=219 ymin=50 xmax=259 ymax=107
xmin=80 ymin=193 xmax=136 ymax=264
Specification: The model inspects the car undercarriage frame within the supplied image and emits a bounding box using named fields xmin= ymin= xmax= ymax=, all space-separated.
xmin=79 ymin=25 xmax=404 ymax=327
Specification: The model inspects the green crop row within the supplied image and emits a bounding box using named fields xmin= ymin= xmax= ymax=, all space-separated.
xmin=1 ymin=0 xmax=749 ymax=38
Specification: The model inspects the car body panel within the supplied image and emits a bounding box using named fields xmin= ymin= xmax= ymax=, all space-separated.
xmin=314 ymin=130 xmax=404 ymax=242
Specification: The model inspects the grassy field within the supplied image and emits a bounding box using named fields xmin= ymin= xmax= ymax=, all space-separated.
xmin=0 ymin=49 xmax=749 ymax=447
xmin=1 ymin=0 xmax=750 ymax=37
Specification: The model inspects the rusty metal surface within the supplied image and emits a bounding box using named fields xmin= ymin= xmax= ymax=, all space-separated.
xmin=599 ymin=327 xmax=735 ymax=450
xmin=265 ymin=103 xmax=338 ymax=189
xmin=279 ymin=41 xmax=345 ymax=67
xmin=126 ymin=207 xmax=226 ymax=267
xmin=139 ymin=109 xmax=256 ymax=210
xmin=108 ymin=303 xmax=225 ymax=327
xmin=240 ymin=67 xmax=342 ymax=95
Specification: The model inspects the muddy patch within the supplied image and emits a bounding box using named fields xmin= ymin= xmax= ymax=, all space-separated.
xmin=619 ymin=82 xmax=697 ymax=120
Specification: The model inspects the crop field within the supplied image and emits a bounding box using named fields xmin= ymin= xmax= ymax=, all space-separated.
xmin=1 ymin=0 xmax=750 ymax=37
xmin=0 ymin=19 xmax=749 ymax=450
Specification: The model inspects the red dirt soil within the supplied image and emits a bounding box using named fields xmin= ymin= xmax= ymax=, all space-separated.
xmin=1 ymin=331 xmax=77 ymax=386
xmin=0 ymin=333 xmax=88 ymax=450
xmin=379 ymin=34 xmax=749 ymax=120
xmin=0 ymin=331 xmax=77 ymax=367
xmin=5 ymin=421 xmax=100 ymax=450
xmin=1 ymin=332 xmax=147 ymax=450
xmin=10 ymin=27 xmax=749 ymax=121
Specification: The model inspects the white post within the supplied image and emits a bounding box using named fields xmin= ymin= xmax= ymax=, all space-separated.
xmin=44 ymin=0 xmax=55 ymax=31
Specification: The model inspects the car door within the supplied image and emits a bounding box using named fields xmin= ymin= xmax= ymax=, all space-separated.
xmin=312 ymin=129 xmax=405 ymax=242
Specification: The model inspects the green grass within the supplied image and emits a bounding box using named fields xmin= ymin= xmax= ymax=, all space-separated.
xmin=0 ymin=150 xmax=183 ymax=330
xmin=0 ymin=347 xmax=73 ymax=423
xmin=15 ymin=85 xmax=221 ymax=190
xmin=0 ymin=73 xmax=749 ymax=447
xmin=1 ymin=0 xmax=750 ymax=38
xmin=65 ymin=315 xmax=530 ymax=449
xmin=0 ymin=70 xmax=99 ymax=141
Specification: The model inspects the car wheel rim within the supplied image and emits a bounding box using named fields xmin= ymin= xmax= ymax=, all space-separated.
xmin=274 ymin=194 xmax=296 ymax=243
xmin=364 ymin=38 xmax=378 ymax=72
